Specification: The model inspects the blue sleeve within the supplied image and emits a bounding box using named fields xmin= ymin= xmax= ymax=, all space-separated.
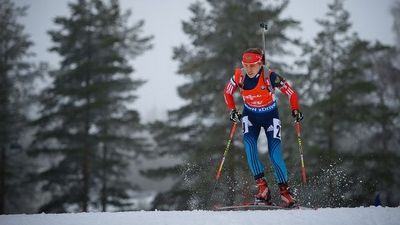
xmin=269 ymin=71 xmax=286 ymax=88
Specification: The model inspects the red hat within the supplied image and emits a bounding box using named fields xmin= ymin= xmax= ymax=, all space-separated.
xmin=242 ymin=52 xmax=262 ymax=64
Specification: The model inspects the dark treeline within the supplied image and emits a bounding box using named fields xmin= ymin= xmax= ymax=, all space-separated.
xmin=0 ymin=0 xmax=399 ymax=213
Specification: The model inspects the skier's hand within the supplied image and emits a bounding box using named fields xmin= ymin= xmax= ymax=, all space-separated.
xmin=292 ymin=109 xmax=304 ymax=122
xmin=229 ymin=109 xmax=242 ymax=123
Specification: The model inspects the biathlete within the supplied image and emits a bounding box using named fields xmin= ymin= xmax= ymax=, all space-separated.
xmin=223 ymin=48 xmax=304 ymax=207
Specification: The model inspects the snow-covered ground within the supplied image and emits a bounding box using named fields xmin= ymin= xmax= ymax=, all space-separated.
xmin=1 ymin=207 xmax=399 ymax=225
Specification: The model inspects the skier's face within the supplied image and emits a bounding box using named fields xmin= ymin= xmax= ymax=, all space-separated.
xmin=242 ymin=62 xmax=262 ymax=77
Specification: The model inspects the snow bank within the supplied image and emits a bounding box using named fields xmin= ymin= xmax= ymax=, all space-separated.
xmin=1 ymin=207 xmax=399 ymax=225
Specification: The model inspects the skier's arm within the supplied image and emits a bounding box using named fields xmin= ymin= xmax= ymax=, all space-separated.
xmin=271 ymin=72 xmax=300 ymax=110
xmin=224 ymin=76 xmax=238 ymax=110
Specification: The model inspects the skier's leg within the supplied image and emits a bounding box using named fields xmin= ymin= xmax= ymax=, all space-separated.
xmin=265 ymin=117 xmax=288 ymax=184
xmin=264 ymin=110 xmax=295 ymax=207
xmin=242 ymin=115 xmax=271 ymax=203
xmin=242 ymin=115 xmax=264 ymax=179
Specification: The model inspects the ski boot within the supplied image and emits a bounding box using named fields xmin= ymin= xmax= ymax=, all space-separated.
xmin=279 ymin=183 xmax=295 ymax=208
xmin=254 ymin=178 xmax=272 ymax=205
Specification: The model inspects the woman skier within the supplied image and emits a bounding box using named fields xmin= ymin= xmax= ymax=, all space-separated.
xmin=223 ymin=48 xmax=303 ymax=207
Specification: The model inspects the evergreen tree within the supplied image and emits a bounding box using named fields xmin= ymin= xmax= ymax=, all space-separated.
xmin=0 ymin=0 xmax=40 ymax=214
xmin=298 ymin=0 xmax=400 ymax=207
xmin=31 ymin=0 xmax=152 ymax=212
xmin=346 ymin=1 xmax=400 ymax=206
xmin=148 ymin=0 xmax=301 ymax=209
xmin=298 ymin=0 xmax=367 ymax=207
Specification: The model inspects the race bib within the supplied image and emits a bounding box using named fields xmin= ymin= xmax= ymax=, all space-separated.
xmin=241 ymin=116 xmax=253 ymax=134
xmin=273 ymin=118 xmax=281 ymax=140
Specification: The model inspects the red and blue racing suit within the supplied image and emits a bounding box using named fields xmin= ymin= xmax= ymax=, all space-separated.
xmin=224 ymin=67 xmax=300 ymax=184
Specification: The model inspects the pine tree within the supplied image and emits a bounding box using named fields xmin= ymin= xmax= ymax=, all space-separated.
xmin=298 ymin=0 xmax=361 ymax=207
xmin=297 ymin=0 xmax=400 ymax=207
xmin=147 ymin=0 xmax=301 ymax=209
xmin=345 ymin=2 xmax=400 ymax=206
xmin=31 ymin=0 xmax=152 ymax=212
xmin=0 ymin=0 xmax=40 ymax=213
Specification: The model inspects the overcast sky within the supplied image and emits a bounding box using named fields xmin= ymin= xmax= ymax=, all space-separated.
xmin=15 ymin=0 xmax=396 ymax=122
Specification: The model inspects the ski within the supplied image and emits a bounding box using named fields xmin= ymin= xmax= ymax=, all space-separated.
xmin=214 ymin=202 xmax=313 ymax=211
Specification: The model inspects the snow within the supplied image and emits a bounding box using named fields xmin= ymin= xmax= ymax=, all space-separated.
xmin=1 ymin=207 xmax=399 ymax=225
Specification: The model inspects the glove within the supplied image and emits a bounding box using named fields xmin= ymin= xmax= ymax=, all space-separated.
xmin=229 ymin=109 xmax=242 ymax=123
xmin=292 ymin=109 xmax=304 ymax=122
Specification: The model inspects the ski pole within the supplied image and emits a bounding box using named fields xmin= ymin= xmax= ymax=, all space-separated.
xmin=294 ymin=121 xmax=307 ymax=184
xmin=215 ymin=122 xmax=238 ymax=180
xmin=209 ymin=121 xmax=238 ymax=208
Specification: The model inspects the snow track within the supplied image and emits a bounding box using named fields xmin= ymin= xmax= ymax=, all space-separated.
xmin=1 ymin=207 xmax=399 ymax=225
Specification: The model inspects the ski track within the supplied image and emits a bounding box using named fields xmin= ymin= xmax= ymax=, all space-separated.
xmin=0 ymin=207 xmax=399 ymax=225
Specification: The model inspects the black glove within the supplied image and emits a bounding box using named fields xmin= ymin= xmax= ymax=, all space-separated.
xmin=292 ymin=109 xmax=304 ymax=122
xmin=229 ymin=109 xmax=242 ymax=123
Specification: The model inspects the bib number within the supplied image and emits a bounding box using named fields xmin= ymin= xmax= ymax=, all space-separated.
xmin=242 ymin=116 xmax=252 ymax=134
xmin=273 ymin=118 xmax=281 ymax=140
